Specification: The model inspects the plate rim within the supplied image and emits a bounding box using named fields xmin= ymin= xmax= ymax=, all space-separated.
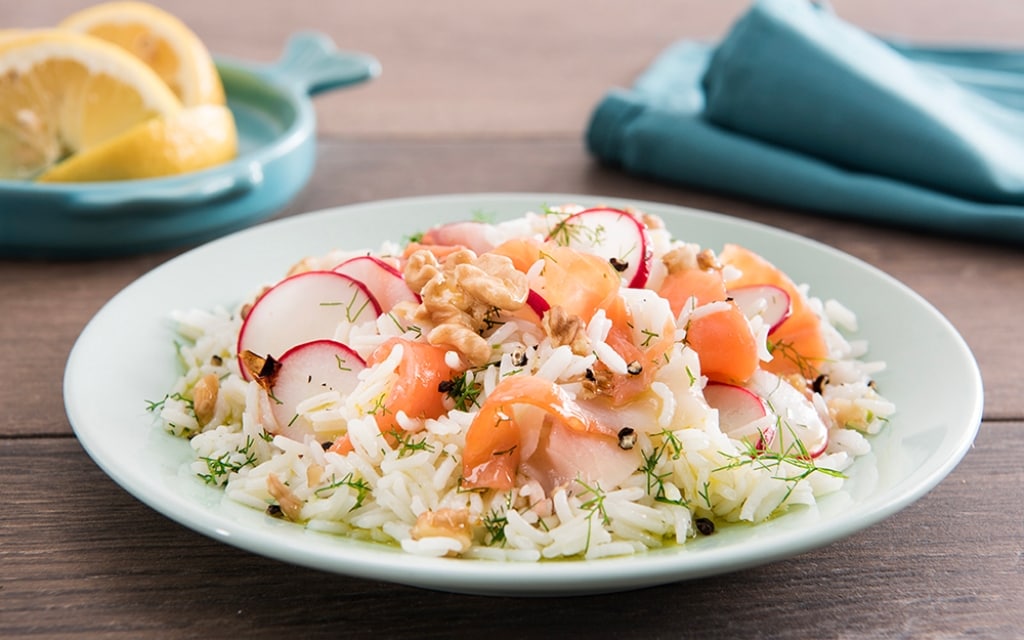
xmin=63 ymin=192 xmax=984 ymax=596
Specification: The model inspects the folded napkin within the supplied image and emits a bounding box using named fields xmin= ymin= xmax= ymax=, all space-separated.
xmin=586 ymin=0 xmax=1024 ymax=244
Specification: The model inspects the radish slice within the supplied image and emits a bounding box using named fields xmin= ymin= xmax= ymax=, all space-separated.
xmin=237 ymin=271 xmax=381 ymax=380
xmin=269 ymin=340 xmax=367 ymax=442
xmin=334 ymin=255 xmax=420 ymax=310
xmin=704 ymin=381 xmax=774 ymax=449
xmin=525 ymin=288 xmax=550 ymax=316
xmin=728 ymin=284 xmax=791 ymax=334
xmin=746 ymin=370 xmax=828 ymax=458
xmin=421 ymin=221 xmax=497 ymax=255
xmin=546 ymin=207 xmax=652 ymax=288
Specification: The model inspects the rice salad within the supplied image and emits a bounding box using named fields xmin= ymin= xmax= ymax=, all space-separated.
xmin=150 ymin=204 xmax=894 ymax=561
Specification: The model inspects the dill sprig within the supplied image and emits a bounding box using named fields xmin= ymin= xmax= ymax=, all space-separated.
xmin=767 ymin=339 xmax=821 ymax=380
xmin=438 ymin=371 xmax=483 ymax=412
xmin=576 ymin=479 xmax=610 ymax=526
xmin=314 ymin=472 xmax=371 ymax=510
xmin=547 ymin=217 xmax=606 ymax=248
xmin=638 ymin=430 xmax=689 ymax=507
xmin=482 ymin=493 xmax=514 ymax=546
xmin=471 ymin=208 xmax=497 ymax=223
xmin=640 ymin=328 xmax=660 ymax=348
xmin=196 ymin=436 xmax=259 ymax=485
xmin=482 ymin=508 xmax=509 ymax=545
xmin=386 ymin=312 xmax=423 ymax=338
xmin=714 ymin=428 xmax=845 ymax=511
xmin=144 ymin=392 xmax=190 ymax=413
xmin=575 ymin=478 xmax=611 ymax=555
xmin=387 ymin=429 xmax=436 ymax=458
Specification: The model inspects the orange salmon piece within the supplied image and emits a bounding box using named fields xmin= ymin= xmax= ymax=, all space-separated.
xmin=461 ymin=376 xmax=613 ymax=491
xmin=718 ymin=244 xmax=828 ymax=378
xmin=491 ymin=239 xmax=619 ymax=323
xmin=686 ymin=302 xmax=759 ymax=384
xmin=658 ymin=267 xmax=727 ymax=316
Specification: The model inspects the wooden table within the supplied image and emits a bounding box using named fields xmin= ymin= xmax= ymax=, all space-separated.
xmin=3 ymin=1 xmax=1022 ymax=636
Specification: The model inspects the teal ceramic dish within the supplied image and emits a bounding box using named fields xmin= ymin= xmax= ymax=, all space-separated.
xmin=0 ymin=31 xmax=379 ymax=259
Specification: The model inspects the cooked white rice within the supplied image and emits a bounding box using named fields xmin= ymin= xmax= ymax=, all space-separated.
xmin=150 ymin=204 xmax=895 ymax=561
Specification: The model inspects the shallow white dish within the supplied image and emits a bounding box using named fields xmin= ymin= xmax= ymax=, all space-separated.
xmin=64 ymin=193 xmax=983 ymax=596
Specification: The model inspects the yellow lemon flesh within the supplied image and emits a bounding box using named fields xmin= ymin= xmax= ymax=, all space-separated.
xmin=59 ymin=1 xmax=225 ymax=106
xmin=38 ymin=104 xmax=237 ymax=182
xmin=0 ymin=29 xmax=182 ymax=180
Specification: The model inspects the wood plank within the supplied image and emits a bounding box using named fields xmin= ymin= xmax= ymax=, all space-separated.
xmin=4 ymin=0 xmax=1022 ymax=138
xmin=2 ymin=422 xmax=1019 ymax=638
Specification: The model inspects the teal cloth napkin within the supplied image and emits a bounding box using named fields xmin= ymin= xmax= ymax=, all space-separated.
xmin=586 ymin=0 xmax=1024 ymax=244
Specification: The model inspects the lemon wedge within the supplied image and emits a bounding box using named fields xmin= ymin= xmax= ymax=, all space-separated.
xmin=0 ymin=29 xmax=182 ymax=180
xmin=37 ymin=104 xmax=237 ymax=182
xmin=59 ymin=1 xmax=225 ymax=106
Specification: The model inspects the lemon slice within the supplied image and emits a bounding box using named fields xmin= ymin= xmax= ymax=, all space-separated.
xmin=0 ymin=29 xmax=181 ymax=180
xmin=59 ymin=1 xmax=225 ymax=106
xmin=38 ymin=104 xmax=237 ymax=182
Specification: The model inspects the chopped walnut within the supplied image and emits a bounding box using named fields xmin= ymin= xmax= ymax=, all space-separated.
xmin=192 ymin=373 xmax=220 ymax=426
xmin=306 ymin=463 xmax=325 ymax=488
xmin=410 ymin=508 xmax=474 ymax=555
xmin=286 ymin=256 xmax=318 ymax=277
xmin=580 ymin=366 xmax=615 ymax=398
xmin=542 ymin=306 xmax=590 ymax=356
xmin=640 ymin=212 xmax=665 ymax=230
xmin=696 ymin=248 xmax=720 ymax=271
xmin=405 ymin=248 xmax=529 ymax=366
xmin=238 ymin=285 xmax=271 ymax=321
xmin=239 ymin=350 xmax=281 ymax=391
xmin=267 ymin=473 xmax=304 ymax=521
xmin=663 ymin=244 xmax=720 ymax=275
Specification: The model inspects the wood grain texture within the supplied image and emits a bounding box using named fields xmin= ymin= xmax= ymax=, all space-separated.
xmin=2 ymin=0 xmax=1023 ymax=137
xmin=1 ymin=424 xmax=1020 ymax=639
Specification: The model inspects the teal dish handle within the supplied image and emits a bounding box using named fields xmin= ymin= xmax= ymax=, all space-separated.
xmin=257 ymin=31 xmax=381 ymax=97
xmin=67 ymin=160 xmax=265 ymax=216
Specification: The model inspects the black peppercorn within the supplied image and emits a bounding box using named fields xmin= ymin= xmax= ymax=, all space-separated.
xmin=695 ymin=517 xmax=715 ymax=535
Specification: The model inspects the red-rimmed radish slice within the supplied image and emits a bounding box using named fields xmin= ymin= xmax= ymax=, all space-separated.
xmin=420 ymin=220 xmax=498 ymax=255
xmin=334 ymin=255 xmax=420 ymax=310
xmin=268 ymin=339 xmax=367 ymax=442
xmin=546 ymin=207 xmax=652 ymax=288
xmin=704 ymin=381 xmax=774 ymax=448
xmin=525 ymin=288 xmax=550 ymax=316
xmin=237 ymin=271 xmax=381 ymax=380
xmin=746 ymin=370 xmax=828 ymax=458
xmin=728 ymin=284 xmax=791 ymax=334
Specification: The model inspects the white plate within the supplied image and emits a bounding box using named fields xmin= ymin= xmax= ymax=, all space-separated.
xmin=64 ymin=193 xmax=983 ymax=596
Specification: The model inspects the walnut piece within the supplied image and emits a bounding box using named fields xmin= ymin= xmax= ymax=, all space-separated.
xmin=542 ymin=305 xmax=590 ymax=356
xmin=696 ymin=248 xmax=720 ymax=271
xmin=663 ymin=244 xmax=720 ymax=275
xmin=267 ymin=473 xmax=304 ymax=521
xmin=405 ymin=248 xmax=529 ymax=366
xmin=410 ymin=508 xmax=474 ymax=555
xmin=192 ymin=373 xmax=219 ymax=426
